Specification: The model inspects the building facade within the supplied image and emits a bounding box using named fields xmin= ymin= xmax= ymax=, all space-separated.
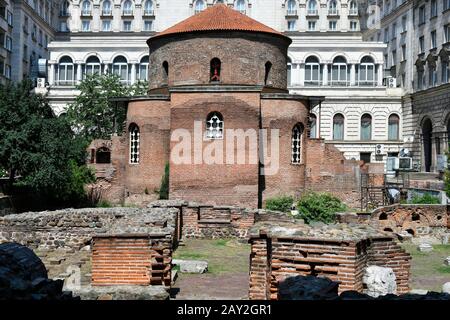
xmin=361 ymin=0 xmax=450 ymax=172
xmin=43 ymin=0 xmax=404 ymax=167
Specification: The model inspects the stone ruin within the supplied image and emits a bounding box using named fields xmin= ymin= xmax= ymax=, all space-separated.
xmin=248 ymin=219 xmax=412 ymax=299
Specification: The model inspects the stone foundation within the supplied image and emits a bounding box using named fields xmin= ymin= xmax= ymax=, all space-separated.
xmin=248 ymin=220 xmax=411 ymax=300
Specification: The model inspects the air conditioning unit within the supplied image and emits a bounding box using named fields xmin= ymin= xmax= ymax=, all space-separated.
xmin=387 ymin=76 xmax=397 ymax=88
xmin=398 ymin=157 xmax=413 ymax=170
xmin=375 ymin=144 xmax=386 ymax=155
xmin=386 ymin=156 xmax=399 ymax=171
xmin=36 ymin=78 xmax=46 ymax=88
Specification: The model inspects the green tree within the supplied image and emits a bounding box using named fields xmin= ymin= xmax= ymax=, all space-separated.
xmin=0 ymin=80 xmax=94 ymax=205
xmin=66 ymin=73 xmax=129 ymax=140
xmin=296 ymin=192 xmax=347 ymax=224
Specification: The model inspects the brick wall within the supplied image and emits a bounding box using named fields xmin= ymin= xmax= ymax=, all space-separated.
xmin=248 ymin=222 xmax=411 ymax=300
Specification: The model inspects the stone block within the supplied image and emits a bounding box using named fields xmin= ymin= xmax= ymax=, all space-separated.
xmin=417 ymin=243 xmax=433 ymax=252
xmin=172 ymin=259 xmax=208 ymax=273
xmin=362 ymin=266 xmax=397 ymax=298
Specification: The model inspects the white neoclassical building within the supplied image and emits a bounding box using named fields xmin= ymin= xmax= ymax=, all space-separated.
xmin=43 ymin=0 xmax=404 ymax=166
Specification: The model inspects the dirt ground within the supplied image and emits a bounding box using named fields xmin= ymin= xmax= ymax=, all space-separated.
xmin=171 ymin=239 xmax=250 ymax=300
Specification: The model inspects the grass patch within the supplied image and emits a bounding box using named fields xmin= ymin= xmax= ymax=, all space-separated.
xmin=214 ymin=239 xmax=228 ymax=246
xmin=174 ymin=252 xmax=207 ymax=260
xmin=436 ymin=265 xmax=450 ymax=274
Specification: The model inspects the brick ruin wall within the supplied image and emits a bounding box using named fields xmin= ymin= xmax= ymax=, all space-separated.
xmin=337 ymin=204 xmax=450 ymax=238
xmin=0 ymin=207 xmax=177 ymax=288
xmin=248 ymin=223 xmax=411 ymax=300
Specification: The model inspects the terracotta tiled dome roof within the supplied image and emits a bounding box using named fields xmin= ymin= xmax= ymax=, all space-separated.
xmin=150 ymin=4 xmax=288 ymax=40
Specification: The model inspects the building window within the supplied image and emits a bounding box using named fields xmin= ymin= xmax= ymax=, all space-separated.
xmin=419 ymin=36 xmax=425 ymax=53
xmin=392 ymin=50 xmax=397 ymax=65
xmin=138 ymin=56 xmax=149 ymax=81
xmin=431 ymin=0 xmax=437 ymax=17
xmin=210 ymin=58 xmax=221 ymax=82
xmin=162 ymin=61 xmax=169 ymax=84
xmin=7 ymin=10 xmax=12 ymax=26
xmin=95 ymin=147 xmax=111 ymax=164
xmin=102 ymin=20 xmax=111 ymax=31
xmin=123 ymin=20 xmax=132 ymax=31
xmin=44 ymin=35 xmax=48 ymax=48
xmin=60 ymin=0 xmax=69 ymax=16
xmin=113 ymin=56 xmax=129 ymax=84
xmin=308 ymin=20 xmax=316 ymax=31
xmin=445 ymin=0 xmax=450 ymax=11
xmin=328 ymin=0 xmax=338 ymax=15
xmin=401 ymin=44 xmax=406 ymax=61
xmin=287 ymin=20 xmax=296 ymax=31
xmin=442 ymin=60 xmax=450 ymax=83
xmin=287 ymin=0 xmax=297 ymax=15
xmin=358 ymin=56 xmax=375 ymax=86
xmin=333 ymin=114 xmax=344 ymax=140
xmin=384 ymin=27 xmax=389 ymax=42
xmin=305 ymin=56 xmax=321 ymax=86
xmin=264 ymin=61 xmax=272 ymax=85
xmin=329 ymin=20 xmax=337 ymax=31
xmin=102 ymin=0 xmax=112 ymax=15
xmin=144 ymin=20 xmax=153 ymax=31
xmin=291 ymin=123 xmax=304 ymax=164
xmin=122 ymin=0 xmax=133 ymax=15
xmin=307 ymin=0 xmax=318 ymax=15
xmin=235 ymin=0 xmax=246 ymax=14
xmin=418 ymin=5 xmax=425 ymax=24
xmin=445 ymin=24 xmax=450 ymax=43
xmin=417 ymin=70 xmax=424 ymax=89
xmin=81 ymin=0 xmax=91 ymax=16
xmin=287 ymin=57 xmax=292 ymax=86
xmin=391 ymin=23 xmax=396 ymax=39
xmin=350 ymin=21 xmax=357 ymax=31
xmin=360 ymin=113 xmax=372 ymax=141
xmin=195 ymin=0 xmax=205 ymax=14
xmin=5 ymin=64 xmax=10 ymax=79
xmin=429 ymin=66 xmax=437 ymax=86
xmin=129 ymin=123 xmax=140 ymax=164
xmin=144 ymin=0 xmax=154 ymax=15
xmin=81 ymin=20 xmax=90 ymax=32
xmin=431 ymin=30 xmax=437 ymax=48
xmin=206 ymin=112 xmax=224 ymax=139
xmin=388 ymin=114 xmax=400 ymax=140
xmin=401 ymin=15 xmax=407 ymax=32
xmin=360 ymin=152 xmax=371 ymax=164
xmin=59 ymin=21 xmax=69 ymax=32
xmin=330 ymin=56 xmax=349 ymax=86
xmin=84 ymin=56 xmax=101 ymax=77
xmin=309 ymin=114 xmax=317 ymax=138
xmin=39 ymin=30 xmax=43 ymax=45
xmin=57 ymin=56 xmax=74 ymax=85
xmin=5 ymin=36 xmax=12 ymax=51
xmin=349 ymin=1 xmax=358 ymax=15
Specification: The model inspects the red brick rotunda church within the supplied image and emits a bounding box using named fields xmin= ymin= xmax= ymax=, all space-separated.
xmin=89 ymin=4 xmax=359 ymax=209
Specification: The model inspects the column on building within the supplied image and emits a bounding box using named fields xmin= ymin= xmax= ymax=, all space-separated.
xmin=322 ymin=63 xmax=328 ymax=86
xmin=76 ymin=62 xmax=83 ymax=84
xmin=48 ymin=62 xmax=55 ymax=85
xmin=130 ymin=62 xmax=137 ymax=85
xmin=299 ymin=63 xmax=305 ymax=86
xmin=350 ymin=63 xmax=356 ymax=86
xmin=377 ymin=64 xmax=383 ymax=86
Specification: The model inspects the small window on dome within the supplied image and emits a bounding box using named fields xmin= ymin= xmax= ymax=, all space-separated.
xmin=210 ymin=58 xmax=221 ymax=82
xmin=265 ymin=61 xmax=272 ymax=85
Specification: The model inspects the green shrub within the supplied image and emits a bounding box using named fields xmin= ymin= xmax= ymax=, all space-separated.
xmin=265 ymin=195 xmax=294 ymax=213
xmin=296 ymin=192 xmax=347 ymax=224
xmin=409 ymin=193 xmax=440 ymax=204
xmin=97 ymin=200 xmax=112 ymax=208
xmin=159 ymin=162 xmax=169 ymax=200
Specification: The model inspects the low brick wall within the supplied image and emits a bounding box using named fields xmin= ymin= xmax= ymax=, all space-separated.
xmin=337 ymin=204 xmax=449 ymax=237
xmin=248 ymin=221 xmax=411 ymax=300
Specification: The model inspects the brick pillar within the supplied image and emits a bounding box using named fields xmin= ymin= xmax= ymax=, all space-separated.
xmin=249 ymin=237 xmax=271 ymax=300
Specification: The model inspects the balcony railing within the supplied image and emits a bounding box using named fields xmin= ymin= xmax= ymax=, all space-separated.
xmin=122 ymin=9 xmax=133 ymax=16
xmin=55 ymin=79 xmax=76 ymax=86
xmin=328 ymin=9 xmax=339 ymax=15
xmin=286 ymin=9 xmax=297 ymax=16
xmin=307 ymin=9 xmax=318 ymax=15
xmin=143 ymin=9 xmax=154 ymax=16
xmin=81 ymin=10 xmax=91 ymax=16
xmin=348 ymin=8 xmax=358 ymax=15
xmin=102 ymin=9 xmax=112 ymax=16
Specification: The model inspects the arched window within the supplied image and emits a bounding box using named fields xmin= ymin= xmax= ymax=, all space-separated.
xmin=210 ymin=58 xmax=221 ymax=82
xmin=195 ymin=0 xmax=205 ymax=13
xmin=84 ymin=56 xmax=101 ymax=77
xmin=333 ymin=113 xmax=344 ymax=140
xmin=388 ymin=114 xmax=400 ymax=140
xmin=57 ymin=56 xmax=74 ymax=85
xmin=129 ymin=123 xmax=140 ymax=164
xmin=358 ymin=56 xmax=376 ymax=86
xmin=96 ymin=147 xmax=111 ymax=164
xmin=81 ymin=0 xmax=91 ymax=16
xmin=122 ymin=0 xmax=133 ymax=15
xmin=112 ymin=55 xmax=129 ymax=84
xmin=264 ymin=61 xmax=272 ymax=85
xmin=287 ymin=0 xmax=296 ymax=14
xmin=102 ymin=0 xmax=112 ymax=15
xmin=138 ymin=56 xmax=149 ymax=81
xmin=236 ymin=0 xmax=246 ymax=14
xmin=307 ymin=0 xmax=317 ymax=15
xmin=331 ymin=56 xmax=349 ymax=86
xmin=206 ymin=112 xmax=224 ymax=139
xmin=292 ymin=123 xmax=304 ymax=164
xmin=442 ymin=59 xmax=450 ymax=84
xmin=287 ymin=57 xmax=292 ymax=86
xmin=309 ymin=114 xmax=317 ymax=138
xmin=60 ymin=0 xmax=69 ymax=16
xmin=349 ymin=0 xmax=358 ymax=15
xmin=162 ymin=61 xmax=169 ymax=84
xmin=144 ymin=0 xmax=153 ymax=15
xmin=328 ymin=0 xmax=338 ymax=15
xmin=360 ymin=113 xmax=372 ymax=141
xmin=305 ymin=56 xmax=322 ymax=86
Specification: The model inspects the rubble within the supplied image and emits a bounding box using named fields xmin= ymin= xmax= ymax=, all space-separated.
xmin=362 ymin=266 xmax=397 ymax=297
